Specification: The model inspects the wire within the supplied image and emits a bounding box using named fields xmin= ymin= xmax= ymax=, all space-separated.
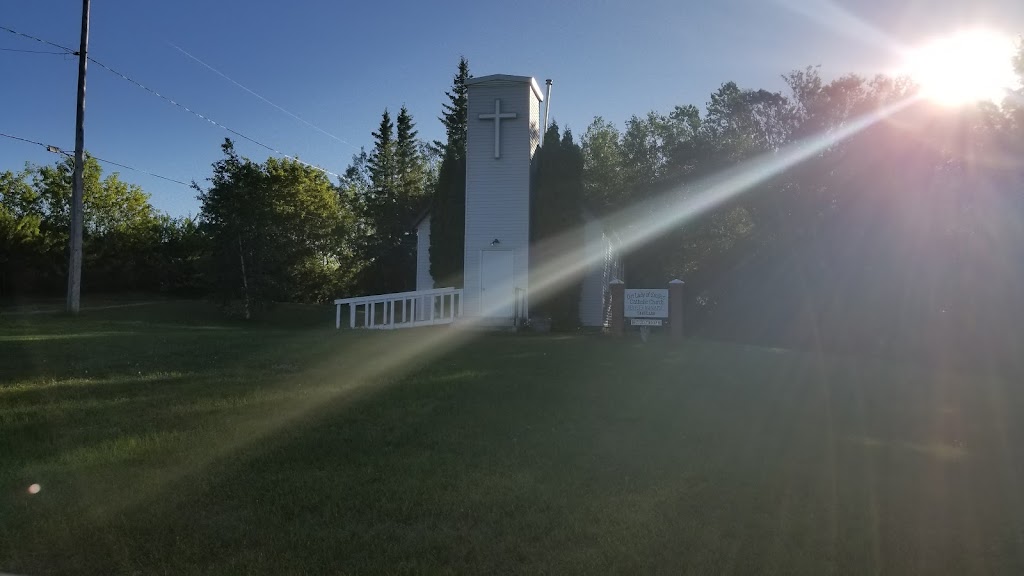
xmin=86 ymin=57 xmax=340 ymax=178
xmin=0 ymin=25 xmax=76 ymax=53
xmin=1 ymin=24 xmax=341 ymax=179
xmin=0 ymin=131 xmax=50 ymax=148
xmin=0 ymin=131 xmax=191 ymax=187
xmin=169 ymin=42 xmax=357 ymax=150
xmin=88 ymin=155 xmax=191 ymax=187
xmin=0 ymin=46 xmax=70 ymax=55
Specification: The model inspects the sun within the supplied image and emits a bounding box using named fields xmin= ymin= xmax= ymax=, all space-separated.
xmin=902 ymin=29 xmax=1020 ymax=106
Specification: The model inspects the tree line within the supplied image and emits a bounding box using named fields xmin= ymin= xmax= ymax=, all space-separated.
xmin=4 ymin=48 xmax=1023 ymax=327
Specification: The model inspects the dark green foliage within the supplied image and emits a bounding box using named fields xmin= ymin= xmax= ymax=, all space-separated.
xmin=197 ymin=139 xmax=351 ymax=317
xmin=352 ymin=108 xmax=428 ymax=294
xmin=429 ymin=57 xmax=471 ymax=287
xmin=428 ymin=148 xmax=466 ymax=287
xmin=578 ymin=64 xmax=1024 ymax=360
xmin=530 ymin=123 xmax=584 ymax=329
xmin=434 ymin=56 xmax=471 ymax=160
xmin=396 ymin=106 xmax=426 ymax=206
xmin=0 ymin=157 xmax=201 ymax=298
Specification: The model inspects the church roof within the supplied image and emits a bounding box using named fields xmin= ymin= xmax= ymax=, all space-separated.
xmin=465 ymin=74 xmax=544 ymax=102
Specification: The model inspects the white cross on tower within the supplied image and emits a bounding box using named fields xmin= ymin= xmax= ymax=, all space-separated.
xmin=478 ymin=99 xmax=517 ymax=159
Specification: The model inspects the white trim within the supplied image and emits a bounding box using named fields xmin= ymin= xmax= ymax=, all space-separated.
xmin=465 ymin=74 xmax=545 ymax=102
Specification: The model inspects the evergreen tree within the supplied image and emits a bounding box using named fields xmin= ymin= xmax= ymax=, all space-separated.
xmin=395 ymin=105 xmax=427 ymax=287
xmin=352 ymin=108 xmax=428 ymax=294
xmin=358 ymin=109 xmax=399 ymax=293
xmin=396 ymin=106 xmax=427 ymax=211
xmin=367 ymin=109 xmax=397 ymax=209
xmin=429 ymin=57 xmax=471 ymax=287
xmin=434 ymin=57 xmax=471 ymax=159
xmin=530 ymin=123 xmax=585 ymax=329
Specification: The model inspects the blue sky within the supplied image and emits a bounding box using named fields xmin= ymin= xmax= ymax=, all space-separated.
xmin=3 ymin=0 xmax=1023 ymax=216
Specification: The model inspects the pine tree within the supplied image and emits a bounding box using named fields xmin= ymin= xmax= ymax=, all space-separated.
xmin=395 ymin=105 xmax=427 ymax=288
xmin=367 ymin=109 xmax=397 ymax=209
xmin=396 ymin=106 xmax=426 ymax=211
xmin=434 ymin=57 xmax=471 ymax=159
xmin=359 ymin=109 xmax=403 ymax=293
xmin=429 ymin=57 xmax=471 ymax=287
xmin=530 ymin=123 xmax=585 ymax=329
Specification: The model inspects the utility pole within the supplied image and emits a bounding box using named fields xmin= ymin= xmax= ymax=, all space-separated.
xmin=67 ymin=0 xmax=91 ymax=314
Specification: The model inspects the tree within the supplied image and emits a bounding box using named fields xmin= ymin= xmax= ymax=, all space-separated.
xmin=197 ymin=139 xmax=350 ymax=317
xmin=434 ymin=56 xmax=471 ymax=159
xmin=197 ymin=140 xmax=268 ymax=318
xmin=0 ymin=168 xmax=45 ymax=296
xmin=263 ymin=156 xmax=351 ymax=302
xmin=1 ymin=156 xmax=184 ymax=296
xmin=34 ymin=156 xmax=165 ymax=293
xmin=430 ymin=57 xmax=471 ymax=287
xmin=153 ymin=214 xmax=206 ymax=296
xmin=531 ymin=123 xmax=585 ymax=329
xmin=396 ymin=106 xmax=429 ymax=217
xmin=581 ymin=117 xmax=625 ymax=213
xmin=355 ymin=109 xmax=411 ymax=294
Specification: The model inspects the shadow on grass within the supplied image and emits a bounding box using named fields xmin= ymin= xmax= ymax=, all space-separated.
xmin=3 ymin=326 xmax=1024 ymax=575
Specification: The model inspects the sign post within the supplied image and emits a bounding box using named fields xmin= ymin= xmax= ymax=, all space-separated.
xmin=669 ymin=279 xmax=684 ymax=341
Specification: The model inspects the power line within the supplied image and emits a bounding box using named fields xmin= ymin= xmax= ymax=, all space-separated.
xmin=0 ymin=131 xmax=191 ymax=187
xmin=88 ymin=155 xmax=191 ymax=187
xmin=84 ymin=57 xmax=341 ymax=178
xmin=1 ymin=24 xmax=341 ymax=179
xmin=0 ymin=46 xmax=70 ymax=55
xmin=169 ymin=42 xmax=357 ymax=150
xmin=0 ymin=131 xmax=50 ymax=148
xmin=0 ymin=25 xmax=76 ymax=53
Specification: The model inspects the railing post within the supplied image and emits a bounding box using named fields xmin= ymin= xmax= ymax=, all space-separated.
xmin=669 ymin=279 xmax=684 ymax=341
xmin=429 ymin=295 xmax=436 ymax=323
xmin=390 ymin=300 xmax=396 ymax=328
xmin=458 ymin=290 xmax=464 ymax=317
xmin=350 ymin=303 xmax=356 ymax=329
xmin=336 ymin=304 xmax=341 ymax=329
xmin=610 ymin=279 xmax=625 ymax=336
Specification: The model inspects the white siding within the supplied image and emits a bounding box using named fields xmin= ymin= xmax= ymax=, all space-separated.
xmin=462 ymin=78 xmax=542 ymax=320
xmin=578 ymin=217 xmax=606 ymax=327
xmin=413 ymin=215 xmax=435 ymax=321
xmin=415 ymin=214 xmax=433 ymax=291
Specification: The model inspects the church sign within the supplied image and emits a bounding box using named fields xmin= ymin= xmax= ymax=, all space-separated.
xmin=624 ymin=289 xmax=668 ymax=326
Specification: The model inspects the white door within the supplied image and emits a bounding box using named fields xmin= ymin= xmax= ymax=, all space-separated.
xmin=480 ymin=250 xmax=515 ymax=319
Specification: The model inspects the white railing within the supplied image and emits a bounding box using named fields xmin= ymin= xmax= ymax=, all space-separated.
xmin=334 ymin=287 xmax=463 ymax=329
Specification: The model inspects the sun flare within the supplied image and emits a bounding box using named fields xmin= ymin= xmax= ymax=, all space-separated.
xmin=902 ymin=29 xmax=1019 ymax=106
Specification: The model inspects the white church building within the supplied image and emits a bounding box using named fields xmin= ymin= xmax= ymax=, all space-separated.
xmin=337 ymin=73 xmax=620 ymax=329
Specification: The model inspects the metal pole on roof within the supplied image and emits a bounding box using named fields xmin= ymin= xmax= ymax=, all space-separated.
xmin=543 ymin=79 xmax=552 ymax=135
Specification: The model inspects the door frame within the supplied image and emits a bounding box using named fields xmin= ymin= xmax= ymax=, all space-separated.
xmin=478 ymin=248 xmax=516 ymax=319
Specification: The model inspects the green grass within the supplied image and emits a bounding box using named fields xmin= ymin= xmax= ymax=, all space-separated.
xmin=2 ymin=301 xmax=1023 ymax=575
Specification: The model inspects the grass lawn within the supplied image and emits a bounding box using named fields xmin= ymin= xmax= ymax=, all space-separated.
xmin=2 ymin=301 xmax=1023 ymax=575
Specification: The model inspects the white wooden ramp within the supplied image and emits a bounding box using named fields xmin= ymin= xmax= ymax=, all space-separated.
xmin=334 ymin=287 xmax=463 ymax=329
